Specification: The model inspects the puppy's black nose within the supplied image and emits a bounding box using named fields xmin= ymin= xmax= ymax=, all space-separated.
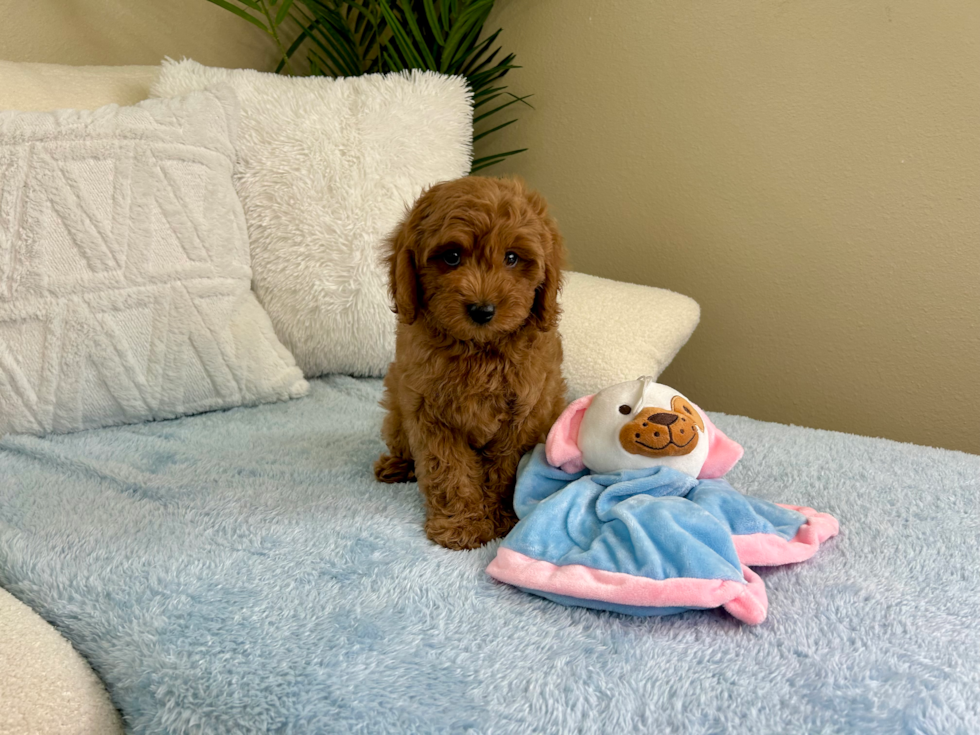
xmin=649 ymin=412 xmax=678 ymax=426
xmin=467 ymin=303 xmax=496 ymax=325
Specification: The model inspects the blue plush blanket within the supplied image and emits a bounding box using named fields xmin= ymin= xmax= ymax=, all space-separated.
xmin=1 ymin=376 xmax=979 ymax=733
xmin=489 ymin=445 xmax=830 ymax=621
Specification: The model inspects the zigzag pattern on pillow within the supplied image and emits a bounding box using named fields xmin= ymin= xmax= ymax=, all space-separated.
xmin=0 ymin=87 xmax=307 ymax=436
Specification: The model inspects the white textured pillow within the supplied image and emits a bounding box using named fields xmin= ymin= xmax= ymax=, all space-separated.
xmin=0 ymin=86 xmax=307 ymax=436
xmin=151 ymin=59 xmax=472 ymax=377
xmin=0 ymin=60 xmax=158 ymax=112
xmin=559 ymin=272 xmax=700 ymax=398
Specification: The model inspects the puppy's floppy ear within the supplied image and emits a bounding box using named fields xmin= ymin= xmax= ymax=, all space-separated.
xmin=386 ymin=216 xmax=421 ymax=325
xmin=528 ymin=191 xmax=567 ymax=332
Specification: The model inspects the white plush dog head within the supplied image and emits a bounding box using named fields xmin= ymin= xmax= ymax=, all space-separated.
xmin=546 ymin=377 xmax=744 ymax=477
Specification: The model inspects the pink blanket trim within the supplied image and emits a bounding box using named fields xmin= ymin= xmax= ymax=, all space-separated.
xmin=732 ymin=505 xmax=840 ymax=567
xmin=487 ymin=548 xmax=770 ymax=624
xmin=723 ymin=566 xmax=768 ymax=625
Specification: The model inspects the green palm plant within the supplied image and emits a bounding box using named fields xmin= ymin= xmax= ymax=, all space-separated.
xmin=206 ymin=0 xmax=530 ymax=172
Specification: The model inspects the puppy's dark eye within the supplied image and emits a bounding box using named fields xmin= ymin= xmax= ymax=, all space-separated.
xmin=618 ymin=405 xmax=631 ymax=415
xmin=504 ymin=252 xmax=519 ymax=267
xmin=442 ymin=249 xmax=462 ymax=267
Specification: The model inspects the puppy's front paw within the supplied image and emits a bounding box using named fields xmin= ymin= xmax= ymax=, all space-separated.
xmin=374 ymin=454 xmax=416 ymax=483
xmin=425 ymin=513 xmax=501 ymax=550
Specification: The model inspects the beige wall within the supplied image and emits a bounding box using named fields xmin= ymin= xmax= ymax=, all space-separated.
xmin=0 ymin=0 xmax=278 ymax=69
xmin=481 ymin=0 xmax=980 ymax=454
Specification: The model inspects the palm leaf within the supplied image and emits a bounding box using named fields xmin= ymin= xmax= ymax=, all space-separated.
xmin=275 ymin=14 xmax=312 ymax=73
xmin=462 ymin=35 xmax=501 ymax=77
xmin=473 ymin=85 xmax=506 ymax=105
xmin=470 ymin=148 xmax=527 ymax=173
xmin=206 ymin=0 xmax=268 ymax=32
xmin=376 ymin=0 xmax=428 ymax=69
xmin=467 ymin=63 xmax=518 ymax=94
xmin=460 ymin=27 xmax=499 ymax=72
xmin=472 ymin=117 xmax=516 ymax=142
xmin=421 ymin=0 xmax=445 ymax=45
xmin=395 ymin=0 xmax=438 ymax=69
xmin=298 ymin=18 xmax=357 ymax=74
xmin=274 ymin=0 xmax=295 ymax=26
xmin=302 ymin=3 xmax=364 ymax=75
xmin=439 ymin=1 xmax=491 ymax=72
xmin=444 ymin=16 xmax=485 ymax=72
xmin=473 ymin=92 xmax=531 ymax=123
xmin=209 ymin=0 xmax=532 ymax=171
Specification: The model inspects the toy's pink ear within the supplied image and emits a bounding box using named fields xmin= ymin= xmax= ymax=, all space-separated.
xmin=545 ymin=394 xmax=594 ymax=473
xmin=693 ymin=403 xmax=744 ymax=479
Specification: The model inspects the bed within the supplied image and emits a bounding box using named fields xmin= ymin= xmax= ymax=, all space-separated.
xmin=1 ymin=375 xmax=978 ymax=733
xmin=1 ymin=56 xmax=977 ymax=735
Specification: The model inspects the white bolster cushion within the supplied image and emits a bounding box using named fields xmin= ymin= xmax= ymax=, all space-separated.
xmin=559 ymin=272 xmax=700 ymax=398
xmin=0 ymin=587 xmax=123 ymax=734
xmin=0 ymin=60 xmax=158 ymax=112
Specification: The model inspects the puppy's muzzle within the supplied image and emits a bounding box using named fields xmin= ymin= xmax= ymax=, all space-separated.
xmin=467 ymin=303 xmax=496 ymax=325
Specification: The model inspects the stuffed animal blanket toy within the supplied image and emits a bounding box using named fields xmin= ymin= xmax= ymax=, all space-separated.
xmin=486 ymin=377 xmax=839 ymax=624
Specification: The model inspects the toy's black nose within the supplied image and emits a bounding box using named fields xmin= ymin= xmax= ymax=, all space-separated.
xmin=467 ymin=303 xmax=495 ymax=325
xmin=649 ymin=412 xmax=677 ymax=426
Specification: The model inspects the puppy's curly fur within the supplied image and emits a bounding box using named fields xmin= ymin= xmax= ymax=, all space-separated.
xmin=374 ymin=177 xmax=568 ymax=550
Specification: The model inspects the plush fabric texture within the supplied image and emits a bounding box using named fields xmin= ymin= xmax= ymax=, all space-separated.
xmin=0 ymin=86 xmax=307 ymax=436
xmin=558 ymin=271 xmax=700 ymax=398
xmin=0 ymin=60 xmax=158 ymax=113
xmin=549 ymin=378 xmax=713 ymax=476
xmin=486 ymin=445 xmax=837 ymax=623
xmin=151 ymin=59 xmax=473 ymax=378
xmin=544 ymin=379 xmax=744 ymax=477
xmin=492 ymin=550 xmax=770 ymax=625
xmin=0 ymin=377 xmax=978 ymax=733
xmin=0 ymin=587 xmax=123 ymax=735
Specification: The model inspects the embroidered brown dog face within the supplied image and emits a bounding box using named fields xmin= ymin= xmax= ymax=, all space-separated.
xmin=618 ymin=396 xmax=706 ymax=458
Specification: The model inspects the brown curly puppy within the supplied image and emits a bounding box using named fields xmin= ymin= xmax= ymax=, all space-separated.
xmin=374 ymin=176 xmax=567 ymax=550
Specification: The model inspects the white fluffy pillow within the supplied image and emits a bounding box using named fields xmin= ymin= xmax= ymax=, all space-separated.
xmin=0 ymin=86 xmax=307 ymax=436
xmin=151 ymin=59 xmax=472 ymax=377
xmin=0 ymin=60 xmax=158 ymax=112
xmin=559 ymin=272 xmax=700 ymax=398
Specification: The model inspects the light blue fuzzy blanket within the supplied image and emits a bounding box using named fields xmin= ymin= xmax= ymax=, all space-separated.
xmin=1 ymin=376 xmax=978 ymax=734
